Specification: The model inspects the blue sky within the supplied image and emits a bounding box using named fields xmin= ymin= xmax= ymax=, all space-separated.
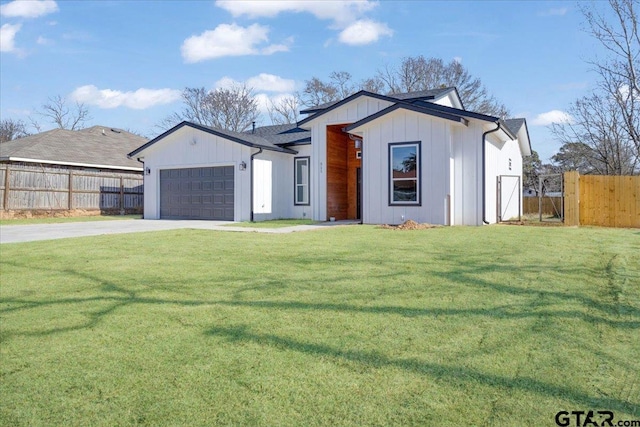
xmin=1 ymin=0 xmax=607 ymax=162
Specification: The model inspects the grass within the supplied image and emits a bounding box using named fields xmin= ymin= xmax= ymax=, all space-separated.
xmin=228 ymin=218 xmax=319 ymax=228
xmin=1 ymin=225 xmax=639 ymax=426
xmin=0 ymin=214 xmax=142 ymax=226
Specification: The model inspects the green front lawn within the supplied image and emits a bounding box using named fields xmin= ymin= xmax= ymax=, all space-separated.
xmin=228 ymin=218 xmax=319 ymax=228
xmin=1 ymin=226 xmax=638 ymax=426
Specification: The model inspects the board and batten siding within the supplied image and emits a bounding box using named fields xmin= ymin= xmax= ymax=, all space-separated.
xmin=140 ymin=126 xmax=253 ymax=221
xmin=307 ymin=96 xmax=395 ymax=221
xmin=252 ymin=144 xmax=312 ymax=221
xmin=360 ymin=109 xmax=453 ymax=225
xmin=484 ymin=134 xmax=524 ymax=223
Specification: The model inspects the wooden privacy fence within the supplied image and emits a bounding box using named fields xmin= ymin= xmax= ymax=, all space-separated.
xmin=523 ymin=197 xmax=563 ymax=216
xmin=0 ymin=164 xmax=143 ymax=213
xmin=564 ymin=171 xmax=639 ymax=228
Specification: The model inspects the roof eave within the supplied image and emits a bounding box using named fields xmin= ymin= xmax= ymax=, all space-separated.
xmin=128 ymin=121 xmax=297 ymax=158
xmin=1 ymin=156 xmax=143 ymax=171
xmin=345 ymin=104 xmax=469 ymax=134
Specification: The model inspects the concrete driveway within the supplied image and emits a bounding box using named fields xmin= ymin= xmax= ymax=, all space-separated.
xmin=0 ymin=219 xmax=353 ymax=244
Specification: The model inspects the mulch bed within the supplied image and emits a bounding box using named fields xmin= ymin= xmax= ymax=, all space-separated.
xmin=379 ymin=220 xmax=442 ymax=230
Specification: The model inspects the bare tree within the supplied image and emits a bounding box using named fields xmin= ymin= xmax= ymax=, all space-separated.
xmin=37 ymin=95 xmax=91 ymax=130
xmin=0 ymin=118 xmax=29 ymax=143
xmin=300 ymin=77 xmax=341 ymax=107
xmin=581 ymin=0 xmax=639 ymax=152
xmin=159 ymin=84 xmax=259 ymax=132
xmin=329 ymin=71 xmax=357 ymax=100
xmin=552 ymin=92 xmax=639 ymax=175
xmin=299 ymin=58 xmax=509 ymax=117
xmin=377 ymin=56 xmax=509 ymax=117
xmin=267 ymin=95 xmax=300 ymax=125
xmin=359 ymin=76 xmax=386 ymax=94
xmin=551 ymin=0 xmax=639 ymax=175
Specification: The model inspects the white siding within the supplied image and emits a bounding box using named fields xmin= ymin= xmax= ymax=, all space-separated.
xmin=252 ymin=145 xmax=313 ymax=221
xmin=361 ymin=109 xmax=453 ymax=225
xmin=142 ymin=126 xmax=293 ymax=221
xmin=485 ymin=135 xmax=523 ymax=222
xmin=306 ymin=96 xmax=395 ymax=221
xmin=253 ymin=159 xmax=272 ymax=214
xmin=451 ymin=123 xmax=483 ymax=225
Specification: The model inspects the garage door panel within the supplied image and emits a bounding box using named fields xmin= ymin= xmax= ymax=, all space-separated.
xmin=160 ymin=166 xmax=234 ymax=220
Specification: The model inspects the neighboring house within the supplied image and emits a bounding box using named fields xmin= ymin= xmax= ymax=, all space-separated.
xmin=1 ymin=126 xmax=147 ymax=212
xmin=128 ymin=88 xmax=531 ymax=225
xmin=1 ymin=126 xmax=146 ymax=172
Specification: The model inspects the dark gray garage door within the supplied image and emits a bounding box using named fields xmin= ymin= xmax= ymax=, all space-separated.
xmin=159 ymin=166 xmax=234 ymax=220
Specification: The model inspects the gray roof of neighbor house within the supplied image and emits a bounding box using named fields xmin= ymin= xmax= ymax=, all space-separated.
xmin=128 ymin=121 xmax=301 ymax=158
xmin=299 ymin=87 xmax=458 ymax=115
xmin=0 ymin=126 xmax=148 ymax=171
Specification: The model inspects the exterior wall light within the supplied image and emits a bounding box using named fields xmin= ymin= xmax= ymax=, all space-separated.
xmin=239 ymin=161 xmax=247 ymax=171
xmin=145 ymin=167 xmax=151 ymax=175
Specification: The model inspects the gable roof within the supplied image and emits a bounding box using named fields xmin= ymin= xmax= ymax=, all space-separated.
xmin=128 ymin=121 xmax=299 ymax=158
xmin=299 ymin=87 xmax=458 ymax=115
xmin=504 ymin=118 xmax=532 ymax=156
xmin=345 ymin=103 xmax=471 ymax=133
xmin=0 ymin=126 xmax=147 ymax=171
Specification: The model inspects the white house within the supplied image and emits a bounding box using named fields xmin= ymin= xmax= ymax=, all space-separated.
xmin=128 ymin=88 xmax=531 ymax=225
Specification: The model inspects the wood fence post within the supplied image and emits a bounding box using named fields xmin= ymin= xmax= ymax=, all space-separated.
xmin=119 ymin=176 xmax=124 ymax=213
xmin=68 ymin=170 xmax=73 ymax=210
xmin=3 ymin=166 xmax=10 ymax=211
xmin=564 ymin=171 xmax=580 ymax=226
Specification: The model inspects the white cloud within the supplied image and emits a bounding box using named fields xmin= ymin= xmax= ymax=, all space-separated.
xmin=70 ymin=85 xmax=181 ymax=110
xmin=254 ymin=92 xmax=297 ymax=114
xmin=181 ymin=23 xmax=289 ymax=62
xmin=531 ymin=110 xmax=573 ymax=126
xmin=36 ymin=35 xmax=52 ymax=45
xmin=338 ymin=19 xmax=392 ymax=45
xmin=247 ymin=73 xmax=295 ymax=92
xmin=214 ymin=77 xmax=240 ymax=90
xmin=453 ymin=56 xmax=462 ymax=63
xmin=0 ymin=23 xmax=21 ymax=52
xmin=0 ymin=0 xmax=58 ymax=18
xmin=216 ymin=0 xmax=376 ymax=25
xmin=216 ymin=0 xmax=391 ymax=46
xmin=215 ymin=73 xmax=295 ymax=93
xmin=540 ymin=7 xmax=568 ymax=16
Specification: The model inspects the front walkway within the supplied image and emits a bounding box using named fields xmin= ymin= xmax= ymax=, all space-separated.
xmin=0 ymin=219 xmax=360 ymax=244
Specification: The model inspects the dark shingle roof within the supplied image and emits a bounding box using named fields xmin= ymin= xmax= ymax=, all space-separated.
xmin=128 ymin=122 xmax=299 ymax=158
xmin=504 ymin=118 xmax=526 ymax=136
xmin=0 ymin=126 xmax=147 ymax=170
xmin=247 ymin=123 xmax=310 ymax=146
xmin=300 ymin=87 xmax=456 ymax=114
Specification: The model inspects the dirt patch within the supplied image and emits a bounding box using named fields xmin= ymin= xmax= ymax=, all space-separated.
xmin=379 ymin=220 xmax=442 ymax=230
xmin=498 ymin=220 xmax=566 ymax=227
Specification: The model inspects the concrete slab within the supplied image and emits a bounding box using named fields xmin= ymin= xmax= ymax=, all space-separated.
xmin=0 ymin=219 xmax=360 ymax=244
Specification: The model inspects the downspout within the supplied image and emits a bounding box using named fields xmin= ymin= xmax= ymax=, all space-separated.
xmin=482 ymin=122 xmax=501 ymax=225
xmin=250 ymin=148 xmax=263 ymax=222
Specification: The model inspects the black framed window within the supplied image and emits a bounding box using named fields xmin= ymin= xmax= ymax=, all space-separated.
xmin=294 ymin=157 xmax=310 ymax=205
xmin=389 ymin=142 xmax=421 ymax=205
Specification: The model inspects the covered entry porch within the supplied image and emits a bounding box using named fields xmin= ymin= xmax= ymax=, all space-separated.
xmin=326 ymin=124 xmax=362 ymax=221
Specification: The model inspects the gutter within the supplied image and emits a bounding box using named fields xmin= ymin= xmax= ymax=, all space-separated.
xmin=250 ymin=148 xmax=263 ymax=222
xmin=482 ymin=122 xmax=501 ymax=225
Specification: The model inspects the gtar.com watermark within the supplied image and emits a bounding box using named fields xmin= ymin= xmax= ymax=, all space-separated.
xmin=555 ymin=411 xmax=640 ymax=427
